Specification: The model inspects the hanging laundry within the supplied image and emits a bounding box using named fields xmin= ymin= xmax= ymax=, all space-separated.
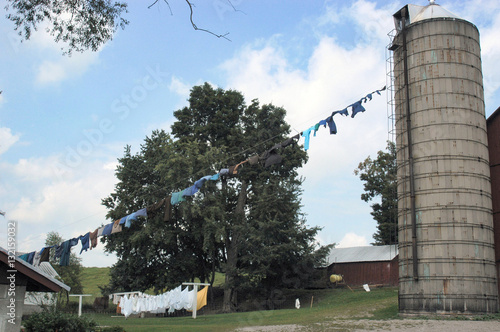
xmin=219 ymin=168 xmax=230 ymax=176
xmin=313 ymin=123 xmax=321 ymax=137
xmin=163 ymin=196 xmax=172 ymax=222
xmin=194 ymin=175 xmax=212 ymax=189
xmin=89 ymin=229 xmax=98 ymax=249
xmin=326 ymin=116 xmax=337 ymax=135
xmin=147 ymin=197 xmax=172 ymax=222
xmin=350 ymin=100 xmax=366 ymax=118
xmin=18 ymin=253 xmax=30 ymax=263
xmin=332 ymin=108 xmax=349 ymax=117
xmin=171 ymin=191 xmax=186 ymax=205
xmin=80 ymin=232 xmax=90 ymax=254
xmin=312 ymin=120 xmax=326 ymax=135
xmin=111 ymin=219 xmax=122 ymax=234
xmin=182 ymin=185 xmax=199 ymax=197
xmin=195 ymin=286 xmax=208 ymax=311
xmin=97 ymin=226 xmax=105 ymax=237
xmin=260 ymin=145 xmax=283 ymax=168
xmin=102 ymin=223 xmax=114 ymax=236
xmin=59 ymin=238 xmax=79 ymax=266
xmin=121 ymin=207 xmax=148 ymax=228
xmin=247 ymin=154 xmax=259 ymax=165
xmin=33 ymin=251 xmax=42 ymax=266
xmin=282 ymin=138 xmax=293 ymax=147
xmin=39 ymin=246 xmax=52 ymax=263
xmin=26 ymin=251 xmax=36 ymax=264
xmin=122 ymin=214 xmax=133 ymax=228
xmin=301 ymin=126 xmax=315 ymax=151
xmin=229 ymin=160 xmax=248 ymax=175
xmin=135 ymin=208 xmax=147 ymax=218
xmin=54 ymin=244 xmax=64 ymax=260
xmin=210 ymin=173 xmax=220 ymax=181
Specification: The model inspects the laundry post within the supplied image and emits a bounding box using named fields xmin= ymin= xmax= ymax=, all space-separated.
xmin=182 ymin=282 xmax=210 ymax=319
xmin=69 ymin=294 xmax=91 ymax=317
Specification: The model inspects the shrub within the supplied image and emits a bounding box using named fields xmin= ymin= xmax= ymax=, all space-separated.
xmin=23 ymin=310 xmax=97 ymax=332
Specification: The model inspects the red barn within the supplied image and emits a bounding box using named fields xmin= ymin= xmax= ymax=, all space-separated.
xmin=487 ymin=106 xmax=500 ymax=298
xmin=326 ymin=245 xmax=398 ymax=287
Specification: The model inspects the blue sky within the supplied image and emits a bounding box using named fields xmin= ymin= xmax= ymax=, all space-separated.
xmin=1 ymin=0 xmax=500 ymax=267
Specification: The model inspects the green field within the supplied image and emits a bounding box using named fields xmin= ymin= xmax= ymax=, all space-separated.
xmin=83 ymin=287 xmax=399 ymax=332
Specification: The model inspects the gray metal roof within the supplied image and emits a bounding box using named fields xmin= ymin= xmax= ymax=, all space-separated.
xmin=326 ymin=245 xmax=398 ymax=265
xmin=38 ymin=262 xmax=61 ymax=279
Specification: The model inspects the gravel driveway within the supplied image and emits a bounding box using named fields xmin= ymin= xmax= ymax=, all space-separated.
xmin=235 ymin=319 xmax=500 ymax=331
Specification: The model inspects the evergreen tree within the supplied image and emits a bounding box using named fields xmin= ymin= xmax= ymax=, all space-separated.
xmin=102 ymin=83 xmax=330 ymax=312
xmin=354 ymin=141 xmax=397 ymax=245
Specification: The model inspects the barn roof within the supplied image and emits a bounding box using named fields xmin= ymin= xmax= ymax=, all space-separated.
xmin=326 ymin=245 xmax=398 ymax=265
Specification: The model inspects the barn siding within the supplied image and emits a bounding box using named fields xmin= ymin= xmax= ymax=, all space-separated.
xmin=327 ymin=257 xmax=399 ymax=286
xmin=487 ymin=107 xmax=500 ymax=298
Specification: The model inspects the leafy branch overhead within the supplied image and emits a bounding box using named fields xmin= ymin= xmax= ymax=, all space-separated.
xmin=4 ymin=0 xmax=234 ymax=55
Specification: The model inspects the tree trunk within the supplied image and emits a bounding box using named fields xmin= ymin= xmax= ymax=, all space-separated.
xmin=222 ymin=179 xmax=248 ymax=313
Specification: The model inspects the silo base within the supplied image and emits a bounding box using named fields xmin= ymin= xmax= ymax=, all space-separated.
xmin=399 ymin=294 xmax=499 ymax=315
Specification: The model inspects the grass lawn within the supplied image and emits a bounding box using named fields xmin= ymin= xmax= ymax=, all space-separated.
xmin=86 ymin=287 xmax=399 ymax=332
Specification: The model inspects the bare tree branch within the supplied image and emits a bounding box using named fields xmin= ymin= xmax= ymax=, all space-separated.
xmin=148 ymin=0 xmax=173 ymax=15
xmin=185 ymin=0 xmax=231 ymax=41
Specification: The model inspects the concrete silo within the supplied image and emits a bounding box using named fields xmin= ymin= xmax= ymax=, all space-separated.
xmin=390 ymin=1 xmax=499 ymax=314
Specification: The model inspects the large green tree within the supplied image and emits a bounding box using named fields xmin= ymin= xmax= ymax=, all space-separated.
xmin=102 ymin=83 xmax=330 ymax=312
xmin=354 ymin=141 xmax=397 ymax=245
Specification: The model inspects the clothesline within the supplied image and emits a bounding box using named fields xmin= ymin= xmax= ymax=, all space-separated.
xmin=117 ymin=284 xmax=209 ymax=318
xmin=17 ymin=86 xmax=386 ymax=267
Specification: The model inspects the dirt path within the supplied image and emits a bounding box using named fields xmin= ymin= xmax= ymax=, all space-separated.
xmin=235 ymin=319 xmax=500 ymax=331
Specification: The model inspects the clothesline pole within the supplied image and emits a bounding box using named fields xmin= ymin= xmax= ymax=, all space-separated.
xmin=182 ymin=282 xmax=210 ymax=319
xmin=69 ymin=294 xmax=91 ymax=317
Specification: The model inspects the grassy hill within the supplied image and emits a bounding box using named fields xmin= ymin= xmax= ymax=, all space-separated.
xmin=71 ymin=267 xmax=111 ymax=304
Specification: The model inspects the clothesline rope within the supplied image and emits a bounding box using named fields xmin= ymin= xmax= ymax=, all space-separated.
xmin=17 ymin=86 xmax=386 ymax=266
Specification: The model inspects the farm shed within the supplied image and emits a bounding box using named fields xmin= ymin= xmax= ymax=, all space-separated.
xmin=0 ymin=247 xmax=70 ymax=332
xmin=326 ymin=245 xmax=398 ymax=286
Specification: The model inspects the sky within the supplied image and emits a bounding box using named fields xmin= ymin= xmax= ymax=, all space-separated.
xmin=1 ymin=0 xmax=500 ymax=267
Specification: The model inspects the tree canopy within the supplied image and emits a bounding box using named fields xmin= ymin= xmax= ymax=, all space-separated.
xmin=354 ymin=141 xmax=397 ymax=245
xmin=102 ymin=83 xmax=330 ymax=312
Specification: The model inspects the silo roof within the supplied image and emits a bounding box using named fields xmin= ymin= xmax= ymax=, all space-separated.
xmin=411 ymin=3 xmax=461 ymax=23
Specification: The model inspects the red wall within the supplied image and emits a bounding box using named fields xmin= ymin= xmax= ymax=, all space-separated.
xmin=487 ymin=108 xmax=500 ymax=298
xmin=327 ymin=257 xmax=399 ymax=286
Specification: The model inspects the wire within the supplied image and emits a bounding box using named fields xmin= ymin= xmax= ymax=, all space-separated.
xmin=19 ymin=85 xmax=386 ymax=253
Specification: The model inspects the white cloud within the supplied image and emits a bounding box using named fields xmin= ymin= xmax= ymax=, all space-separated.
xmin=169 ymin=76 xmax=192 ymax=97
xmin=36 ymin=51 xmax=100 ymax=85
xmin=336 ymin=232 xmax=369 ymax=248
xmin=0 ymin=127 xmax=20 ymax=155
xmin=220 ymin=10 xmax=390 ymax=183
xmin=0 ymin=154 xmax=118 ymax=266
